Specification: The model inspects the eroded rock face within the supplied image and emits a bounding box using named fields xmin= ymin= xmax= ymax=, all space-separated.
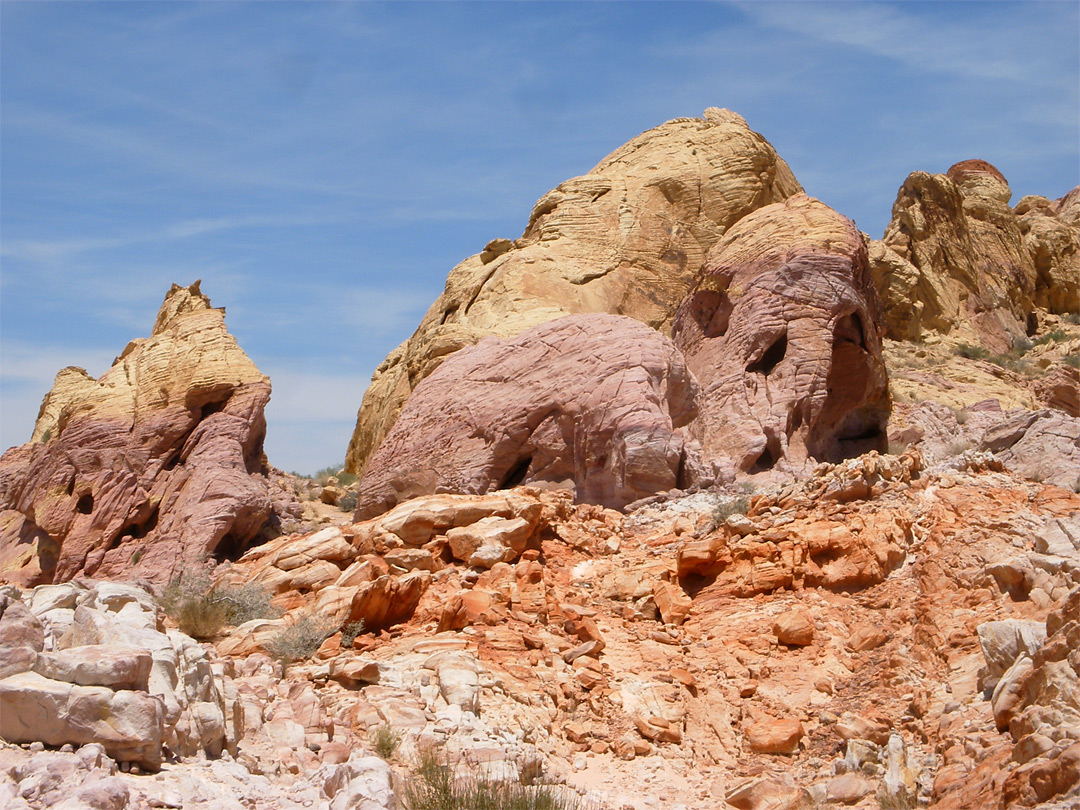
xmin=871 ymin=159 xmax=1078 ymax=346
xmin=0 ymin=282 xmax=273 ymax=585
xmin=354 ymin=314 xmax=699 ymax=518
xmin=346 ymin=108 xmax=802 ymax=476
xmin=672 ymin=194 xmax=890 ymax=476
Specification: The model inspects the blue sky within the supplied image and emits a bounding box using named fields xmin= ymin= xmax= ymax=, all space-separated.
xmin=2 ymin=2 xmax=1077 ymax=474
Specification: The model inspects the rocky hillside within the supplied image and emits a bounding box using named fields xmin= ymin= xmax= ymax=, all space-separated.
xmin=1 ymin=109 xmax=1078 ymax=810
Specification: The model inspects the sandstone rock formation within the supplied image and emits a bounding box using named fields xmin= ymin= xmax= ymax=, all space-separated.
xmin=870 ymin=159 xmax=1078 ymax=347
xmin=346 ymin=108 xmax=802 ymax=476
xmin=354 ymin=314 xmax=698 ymax=518
xmin=672 ymin=194 xmax=891 ymax=476
xmin=0 ymin=282 xmax=274 ymax=585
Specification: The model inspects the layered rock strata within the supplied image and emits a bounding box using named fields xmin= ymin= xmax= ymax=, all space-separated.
xmin=672 ymin=194 xmax=891 ymax=475
xmin=354 ymin=314 xmax=699 ymax=518
xmin=0 ymin=282 xmax=273 ymax=585
xmin=346 ymin=107 xmax=802 ymax=476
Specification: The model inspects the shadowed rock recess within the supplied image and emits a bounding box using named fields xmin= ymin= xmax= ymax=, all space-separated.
xmin=0 ymin=282 xmax=273 ymax=585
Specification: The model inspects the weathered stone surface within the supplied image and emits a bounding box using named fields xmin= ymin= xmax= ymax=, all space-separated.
xmin=0 ymin=282 xmax=275 ymax=585
xmin=977 ymin=619 xmax=1046 ymax=691
xmin=979 ymin=409 xmax=1080 ymax=490
xmin=348 ymin=571 xmax=431 ymax=632
xmin=355 ymin=314 xmax=698 ymax=518
xmin=346 ymin=108 xmax=802 ymax=476
xmin=672 ymin=194 xmax=890 ymax=477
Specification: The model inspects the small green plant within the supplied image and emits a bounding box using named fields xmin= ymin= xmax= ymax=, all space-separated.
xmin=1032 ymin=328 xmax=1068 ymax=346
xmin=341 ymin=619 xmax=366 ymax=648
xmin=131 ymin=550 xmax=143 ymax=565
xmin=161 ymin=575 xmax=278 ymax=640
xmin=371 ymin=724 xmax=402 ymax=760
xmin=266 ymin=613 xmax=336 ymax=667
xmin=955 ymin=343 xmax=988 ymax=360
xmin=1063 ymin=312 xmax=1080 ymax=326
xmin=40 ymin=428 xmax=52 ymax=443
xmin=713 ymin=496 xmax=750 ymax=525
xmin=401 ymin=748 xmax=589 ymax=810
xmin=1063 ymin=354 xmax=1079 ymax=369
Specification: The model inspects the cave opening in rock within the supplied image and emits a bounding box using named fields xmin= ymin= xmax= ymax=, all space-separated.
xmin=499 ymin=456 xmax=533 ymax=490
xmin=749 ymin=443 xmax=778 ymax=474
xmin=213 ymin=532 xmax=244 ymax=562
xmin=747 ymin=332 xmax=787 ymax=375
xmin=76 ymin=493 xmax=94 ymax=514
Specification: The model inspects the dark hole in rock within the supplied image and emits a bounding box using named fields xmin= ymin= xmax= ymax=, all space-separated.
xmin=201 ymin=395 xmax=230 ymax=418
xmin=749 ymin=444 xmax=777 ymax=474
xmin=833 ymin=312 xmax=866 ymax=350
xmin=129 ymin=507 xmax=159 ymax=540
xmin=214 ymin=532 xmax=244 ymax=562
xmin=747 ymin=333 xmax=787 ymax=376
xmin=76 ymin=493 xmax=94 ymax=514
xmin=164 ymin=454 xmax=182 ymax=472
xmin=1026 ymin=311 xmax=1039 ymax=337
xmin=66 ymin=478 xmax=76 ymax=496
xmin=499 ymin=457 xmax=532 ymax=490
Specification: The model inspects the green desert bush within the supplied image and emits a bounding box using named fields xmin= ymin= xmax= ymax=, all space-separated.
xmin=401 ymin=749 xmax=590 ymax=810
xmin=161 ymin=575 xmax=277 ymax=640
xmin=371 ymin=724 xmax=402 ymax=760
xmin=955 ymin=343 xmax=988 ymax=361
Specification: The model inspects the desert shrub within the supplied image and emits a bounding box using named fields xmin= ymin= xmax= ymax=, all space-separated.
xmin=161 ymin=575 xmax=277 ymax=640
xmin=1011 ymin=335 xmax=1034 ymax=354
xmin=1063 ymin=354 xmax=1079 ymax=369
xmin=339 ymin=491 xmax=359 ymax=513
xmin=401 ymin=749 xmax=589 ymax=810
xmin=876 ymin=785 xmax=917 ymax=810
xmin=946 ymin=439 xmax=972 ymax=457
xmin=955 ymin=343 xmax=988 ymax=360
xmin=1064 ymin=312 xmax=1080 ymax=325
xmin=266 ymin=613 xmax=336 ymax=666
xmin=1032 ymin=328 xmax=1068 ymax=346
xmin=952 ymin=407 xmax=969 ymax=425
xmin=713 ymin=496 xmax=750 ymax=525
xmin=341 ymin=619 xmax=366 ymax=648
xmin=371 ymin=724 xmax=402 ymax=760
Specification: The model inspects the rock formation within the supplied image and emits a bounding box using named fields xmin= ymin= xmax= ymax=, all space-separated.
xmin=0 ymin=282 xmax=273 ymax=585
xmin=870 ymin=159 xmax=1078 ymax=347
xmin=672 ymin=194 xmax=891 ymax=476
xmin=353 ymin=314 xmax=698 ymax=519
xmin=345 ymin=107 xmax=802 ymax=476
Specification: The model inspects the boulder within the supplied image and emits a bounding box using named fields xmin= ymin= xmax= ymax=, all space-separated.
xmin=672 ymin=194 xmax=890 ymax=476
xmin=0 ymin=282 xmax=276 ymax=585
xmin=0 ymin=671 xmax=165 ymax=769
xmin=773 ymin=610 xmax=815 ymax=647
xmin=346 ymin=108 xmax=802 ymax=477
xmin=744 ymin=716 xmax=804 ymax=754
xmin=33 ymin=645 xmax=152 ymax=691
xmin=355 ymin=314 xmax=698 ymax=517
xmin=1015 ymin=188 xmax=1080 ymax=315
